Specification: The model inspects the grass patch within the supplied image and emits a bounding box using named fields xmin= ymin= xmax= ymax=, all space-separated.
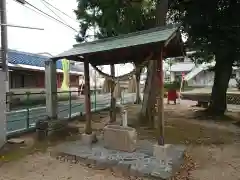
xmin=0 ymin=124 xmax=81 ymax=163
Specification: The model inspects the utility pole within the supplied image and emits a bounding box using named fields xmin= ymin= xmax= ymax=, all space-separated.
xmin=0 ymin=0 xmax=10 ymax=93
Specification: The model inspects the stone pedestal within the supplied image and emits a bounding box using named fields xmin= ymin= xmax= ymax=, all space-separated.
xmin=81 ymin=133 xmax=97 ymax=145
xmin=103 ymin=125 xmax=137 ymax=152
xmin=153 ymin=144 xmax=172 ymax=164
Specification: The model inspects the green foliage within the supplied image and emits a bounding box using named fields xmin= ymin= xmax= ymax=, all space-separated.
xmin=74 ymin=0 xmax=158 ymax=41
xmin=164 ymin=81 xmax=180 ymax=90
xmin=75 ymin=0 xmax=240 ymax=64
xmin=170 ymin=0 xmax=240 ymax=64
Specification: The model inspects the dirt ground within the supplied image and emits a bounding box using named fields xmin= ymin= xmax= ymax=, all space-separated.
xmin=1 ymin=100 xmax=240 ymax=180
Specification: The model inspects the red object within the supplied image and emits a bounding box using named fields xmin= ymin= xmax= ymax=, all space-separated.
xmin=167 ymin=90 xmax=177 ymax=102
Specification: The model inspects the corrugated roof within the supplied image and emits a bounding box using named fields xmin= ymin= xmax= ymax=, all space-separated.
xmin=53 ymin=24 xmax=179 ymax=60
xmin=7 ymin=49 xmax=83 ymax=72
xmin=8 ymin=50 xmax=49 ymax=67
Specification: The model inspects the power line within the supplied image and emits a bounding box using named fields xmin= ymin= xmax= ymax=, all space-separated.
xmin=40 ymin=0 xmax=78 ymax=22
xmin=12 ymin=0 xmax=78 ymax=32
xmin=12 ymin=0 xmax=53 ymax=20
xmin=40 ymin=0 xmax=68 ymax=25
xmin=24 ymin=0 xmax=78 ymax=32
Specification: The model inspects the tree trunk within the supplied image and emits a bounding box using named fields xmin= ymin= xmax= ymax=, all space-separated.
xmin=135 ymin=65 xmax=142 ymax=104
xmin=140 ymin=60 xmax=158 ymax=126
xmin=139 ymin=0 xmax=168 ymax=127
xmin=156 ymin=0 xmax=168 ymax=26
xmin=208 ymin=54 xmax=234 ymax=116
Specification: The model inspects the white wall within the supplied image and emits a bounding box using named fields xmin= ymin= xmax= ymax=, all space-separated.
xmin=0 ymin=71 xmax=6 ymax=148
xmin=170 ymin=72 xmax=175 ymax=82
xmin=188 ymin=70 xmax=237 ymax=87
xmin=188 ymin=71 xmax=214 ymax=87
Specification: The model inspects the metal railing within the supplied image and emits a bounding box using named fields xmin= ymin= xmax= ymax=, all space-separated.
xmin=5 ymin=90 xmax=136 ymax=136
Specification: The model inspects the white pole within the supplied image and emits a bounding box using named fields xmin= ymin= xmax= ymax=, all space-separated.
xmin=122 ymin=109 xmax=128 ymax=127
xmin=1 ymin=0 xmax=9 ymax=94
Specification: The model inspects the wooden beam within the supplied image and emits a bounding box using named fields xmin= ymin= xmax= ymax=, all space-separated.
xmin=157 ymin=48 xmax=165 ymax=145
xmin=84 ymin=58 xmax=92 ymax=134
xmin=110 ymin=64 xmax=116 ymax=122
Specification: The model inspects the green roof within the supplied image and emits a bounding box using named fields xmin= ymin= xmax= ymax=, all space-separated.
xmin=53 ymin=24 xmax=180 ymax=60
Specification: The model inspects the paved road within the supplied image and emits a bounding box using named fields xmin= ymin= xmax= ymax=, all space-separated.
xmin=6 ymin=93 xmax=136 ymax=135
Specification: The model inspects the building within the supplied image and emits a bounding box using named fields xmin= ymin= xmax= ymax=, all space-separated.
xmin=7 ymin=49 xmax=83 ymax=90
xmin=169 ymin=61 xmax=195 ymax=82
xmin=184 ymin=62 xmax=239 ymax=87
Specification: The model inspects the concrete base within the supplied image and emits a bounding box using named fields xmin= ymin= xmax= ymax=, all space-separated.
xmin=81 ymin=133 xmax=97 ymax=145
xmin=53 ymin=140 xmax=186 ymax=179
xmin=153 ymin=144 xmax=172 ymax=163
xmin=103 ymin=125 xmax=137 ymax=152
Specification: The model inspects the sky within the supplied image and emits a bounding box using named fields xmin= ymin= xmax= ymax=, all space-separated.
xmin=7 ymin=0 xmax=79 ymax=56
xmin=5 ymin=0 xmax=179 ymax=77
xmin=6 ymin=0 xmax=134 ymax=76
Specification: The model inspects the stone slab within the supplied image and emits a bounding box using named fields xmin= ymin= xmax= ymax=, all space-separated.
xmin=53 ymin=139 xmax=186 ymax=179
xmin=103 ymin=125 xmax=137 ymax=152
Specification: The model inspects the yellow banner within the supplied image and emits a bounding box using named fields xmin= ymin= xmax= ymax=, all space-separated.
xmin=61 ymin=59 xmax=70 ymax=90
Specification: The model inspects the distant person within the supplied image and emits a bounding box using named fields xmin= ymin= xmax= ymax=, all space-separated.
xmin=78 ymin=83 xmax=85 ymax=95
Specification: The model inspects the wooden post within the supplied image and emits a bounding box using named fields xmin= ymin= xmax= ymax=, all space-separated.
xmin=110 ymin=64 xmax=116 ymax=122
xmin=135 ymin=65 xmax=141 ymax=104
xmin=157 ymin=48 xmax=164 ymax=145
xmin=84 ymin=59 xmax=92 ymax=134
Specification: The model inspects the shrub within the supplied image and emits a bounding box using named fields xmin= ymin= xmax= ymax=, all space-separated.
xmin=164 ymin=81 xmax=180 ymax=91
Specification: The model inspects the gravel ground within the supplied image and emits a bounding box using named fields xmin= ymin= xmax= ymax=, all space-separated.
xmin=189 ymin=145 xmax=240 ymax=180
xmin=1 ymin=100 xmax=240 ymax=180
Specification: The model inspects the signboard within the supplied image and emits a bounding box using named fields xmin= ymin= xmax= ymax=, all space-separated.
xmin=0 ymin=71 xmax=6 ymax=148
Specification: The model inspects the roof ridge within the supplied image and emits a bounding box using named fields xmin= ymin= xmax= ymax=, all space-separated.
xmin=73 ymin=23 xmax=180 ymax=48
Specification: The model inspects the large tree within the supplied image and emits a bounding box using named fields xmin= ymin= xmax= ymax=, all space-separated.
xmin=75 ymin=0 xmax=156 ymax=40
xmin=170 ymin=0 xmax=240 ymax=115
